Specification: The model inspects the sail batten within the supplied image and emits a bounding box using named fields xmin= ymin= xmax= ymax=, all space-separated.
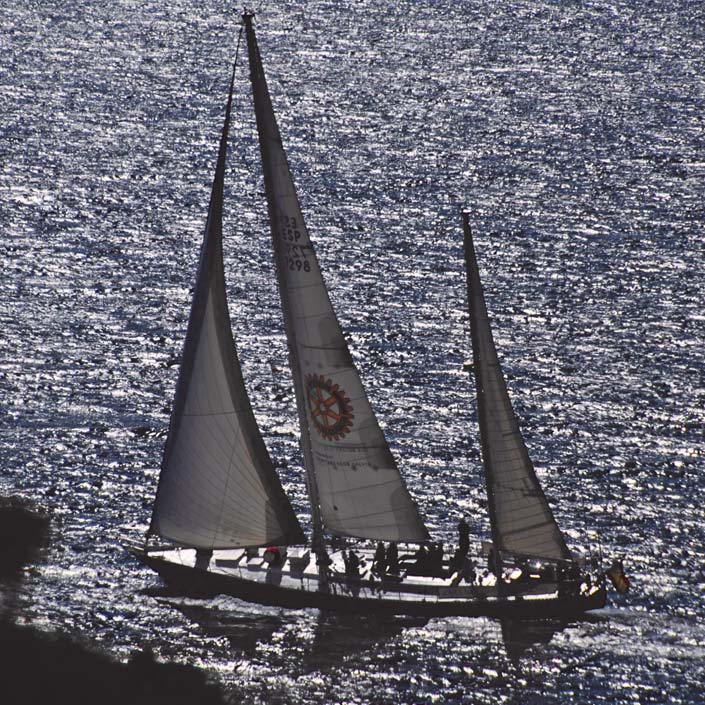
xmin=463 ymin=213 xmax=570 ymax=563
xmin=244 ymin=15 xmax=429 ymax=544
xmin=149 ymin=62 xmax=304 ymax=551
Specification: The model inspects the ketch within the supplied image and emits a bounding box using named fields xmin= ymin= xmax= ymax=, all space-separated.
xmin=128 ymin=13 xmax=609 ymax=618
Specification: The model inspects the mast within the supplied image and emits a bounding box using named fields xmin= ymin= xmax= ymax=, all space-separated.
xmin=462 ymin=212 xmax=571 ymax=568
xmin=243 ymin=13 xmax=429 ymax=546
xmin=243 ymin=13 xmax=325 ymax=553
xmin=463 ymin=214 xmax=503 ymax=576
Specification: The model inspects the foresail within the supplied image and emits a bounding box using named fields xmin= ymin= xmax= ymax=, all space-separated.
xmin=149 ymin=66 xmax=304 ymax=550
xmin=244 ymin=15 xmax=429 ymax=543
xmin=463 ymin=214 xmax=571 ymax=562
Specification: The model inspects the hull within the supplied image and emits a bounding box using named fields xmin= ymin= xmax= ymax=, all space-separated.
xmin=130 ymin=546 xmax=606 ymax=620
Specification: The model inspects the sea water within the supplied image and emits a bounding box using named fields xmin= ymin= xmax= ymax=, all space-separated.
xmin=1 ymin=1 xmax=703 ymax=702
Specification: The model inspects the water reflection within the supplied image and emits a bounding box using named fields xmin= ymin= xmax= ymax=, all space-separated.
xmin=500 ymin=612 xmax=610 ymax=662
xmin=150 ymin=585 xmax=600 ymax=672
xmin=500 ymin=618 xmax=567 ymax=661
xmin=160 ymin=592 xmax=604 ymax=672
xmin=166 ymin=599 xmax=284 ymax=658
xmin=304 ymin=611 xmax=428 ymax=672
xmin=155 ymin=594 xmax=427 ymax=673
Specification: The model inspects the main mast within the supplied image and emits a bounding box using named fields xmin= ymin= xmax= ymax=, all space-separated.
xmin=243 ymin=12 xmax=427 ymax=548
xmin=242 ymin=12 xmax=326 ymax=555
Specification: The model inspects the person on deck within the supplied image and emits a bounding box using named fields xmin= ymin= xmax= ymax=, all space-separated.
xmin=430 ymin=542 xmax=445 ymax=576
xmin=386 ymin=542 xmax=399 ymax=575
xmin=487 ymin=546 xmax=497 ymax=573
xmin=414 ymin=544 xmax=429 ymax=574
xmin=264 ymin=546 xmax=282 ymax=566
xmin=450 ymin=547 xmax=464 ymax=573
xmin=458 ymin=517 xmax=470 ymax=557
xmin=373 ymin=541 xmax=386 ymax=575
xmin=195 ymin=548 xmax=212 ymax=571
xmin=344 ymin=550 xmax=360 ymax=579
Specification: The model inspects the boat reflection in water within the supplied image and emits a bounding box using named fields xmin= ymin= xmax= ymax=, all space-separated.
xmin=156 ymin=593 xmax=424 ymax=670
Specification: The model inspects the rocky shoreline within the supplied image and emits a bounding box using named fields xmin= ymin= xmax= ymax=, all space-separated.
xmin=0 ymin=496 xmax=226 ymax=705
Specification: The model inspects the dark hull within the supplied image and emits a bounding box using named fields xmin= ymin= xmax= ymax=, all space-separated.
xmin=133 ymin=549 xmax=606 ymax=620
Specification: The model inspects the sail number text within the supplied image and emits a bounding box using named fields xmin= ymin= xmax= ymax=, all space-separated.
xmin=281 ymin=215 xmax=311 ymax=272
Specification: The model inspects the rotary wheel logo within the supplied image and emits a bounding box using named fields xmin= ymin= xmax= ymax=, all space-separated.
xmin=305 ymin=374 xmax=354 ymax=441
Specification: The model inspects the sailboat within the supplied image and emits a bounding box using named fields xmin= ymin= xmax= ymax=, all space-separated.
xmin=128 ymin=13 xmax=607 ymax=618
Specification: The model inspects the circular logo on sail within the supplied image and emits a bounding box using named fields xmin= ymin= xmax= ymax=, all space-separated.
xmin=305 ymin=374 xmax=354 ymax=441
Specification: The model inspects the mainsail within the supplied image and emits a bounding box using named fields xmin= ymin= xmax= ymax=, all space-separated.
xmin=463 ymin=213 xmax=571 ymax=562
xmin=149 ymin=64 xmax=305 ymax=550
xmin=244 ymin=15 xmax=429 ymax=543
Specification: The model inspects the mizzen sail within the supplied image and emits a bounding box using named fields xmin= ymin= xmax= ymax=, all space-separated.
xmin=149 ymin=65 xmax=304 ymax=550
xmin=463 ymin=213 xmax=570 ymax=562
xmin=244 ymin=15 xmax=429 ymax=543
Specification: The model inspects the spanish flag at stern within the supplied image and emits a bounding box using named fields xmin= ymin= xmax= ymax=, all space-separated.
xmin=607 ymin=559 xmax=631 ymax=594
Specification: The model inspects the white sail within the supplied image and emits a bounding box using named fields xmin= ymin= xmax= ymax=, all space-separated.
xmin=149 ymin=67 xmax=304 ymax=550
xmin=244 ymin=16 xmax=429 ymax=543
xmin=463 ymin=214 xmax=571 ymax=562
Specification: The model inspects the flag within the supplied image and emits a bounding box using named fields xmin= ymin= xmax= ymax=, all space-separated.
xmin=607 ymin=559 xmax=630 ymax=594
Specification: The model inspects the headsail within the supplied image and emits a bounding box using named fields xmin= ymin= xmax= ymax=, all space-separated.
xmin=244 ymin=15 xmax=429 ymax=543
xmin=463 ymin=213 xmax=571 ymax=563
xmin=149 ymin=64 xmax=305 ymax=550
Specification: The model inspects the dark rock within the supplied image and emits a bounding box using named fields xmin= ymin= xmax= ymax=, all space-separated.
xmin=0 ymin=496 xmax=50 ymax=577
xmin=0 ymin=621 xmax=226 ymax=705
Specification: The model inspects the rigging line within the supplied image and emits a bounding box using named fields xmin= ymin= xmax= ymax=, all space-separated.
xmin=233 ymin=16 xmax=245 ymax=76
xmin=211 ymin=19 xmax=247 ymax=549
xmin=148 ymin=21 xmax=248 ymax=550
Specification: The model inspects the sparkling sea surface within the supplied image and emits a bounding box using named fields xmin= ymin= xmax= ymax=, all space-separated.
xmin=1 ymin=1 xmax=704 ymax=702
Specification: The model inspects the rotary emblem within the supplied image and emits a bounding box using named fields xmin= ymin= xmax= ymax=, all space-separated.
xmin=305 ymin=374 xmax=354 ymax=441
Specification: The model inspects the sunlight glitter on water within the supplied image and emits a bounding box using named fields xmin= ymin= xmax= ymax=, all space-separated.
xmin=2 ymin=0 xmax=704 ymax=703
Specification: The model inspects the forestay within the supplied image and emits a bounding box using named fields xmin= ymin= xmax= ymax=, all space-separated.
xmin=149 ymin=66 xmax=304 ymax=550
xmin=245 ymin=16 xmax=429 ymax=543
xmin=463 ymin=214 xmax=571 ymax=562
